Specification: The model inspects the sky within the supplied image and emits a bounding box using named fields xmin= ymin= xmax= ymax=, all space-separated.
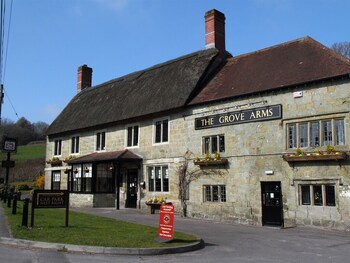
xmin=1 ymin=0 xmax=350 ymax=124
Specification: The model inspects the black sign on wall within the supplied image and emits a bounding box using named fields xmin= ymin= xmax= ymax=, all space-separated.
xmin=195 ymin=104 xmax=282 ymax=130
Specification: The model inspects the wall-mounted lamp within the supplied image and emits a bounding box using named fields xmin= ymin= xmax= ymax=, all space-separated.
xmin=139 ymin=181 xmax=146 ymax=189
xmin=265 ymin=170 xmax=274 ymax=175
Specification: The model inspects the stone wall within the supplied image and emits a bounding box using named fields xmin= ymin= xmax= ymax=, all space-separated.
xmin=45 ymin=79 xmax=350 ymax=230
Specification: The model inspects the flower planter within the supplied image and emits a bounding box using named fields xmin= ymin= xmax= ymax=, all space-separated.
xmin=283 ymin=152 xmax=348 ymax=162
xmin=193 ymin=158 xmax=228 ymax=166
xmin=145 ymin=202 xmax=162 ymax=214
xmin=47 ymin=160 xmax=63 ymax=166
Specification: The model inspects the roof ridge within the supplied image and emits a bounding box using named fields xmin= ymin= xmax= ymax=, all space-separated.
xmin=231 ymin=36 xmax=314 ymax=60
xmin=87 ymin=48 xmax=219 ymax=91
xmin=231 ymin=36 xmax=350 ymax=67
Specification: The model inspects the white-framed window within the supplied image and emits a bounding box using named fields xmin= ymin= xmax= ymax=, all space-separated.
xmin=126 ymin=124 xmax=139 ymax=147
xmin=96 ymin=131 xmax=106 ymax=151
xmin=52 ymin=171 xmax=61 ymax=190
xmin=300 ymin=184 xmax=336 ymax=207
xmin=203 ymin=185 xmax=226 ymax=202
xmin=148 ymin=165 xmax=169 ymax=192
xmin=54 ymin=139 xmax=62 ymax=156
xmin=202 ymin=135 xmax=225 ymax=154
xmin=153 ymin=118 xmax=169 ymax=144
xmin=71 ymin=164 xmax=92 ymax=193
xmin=287 ymin=118 xmax=345 ymax=149
xmin=71 ymin=135 xmax=80 ymax=154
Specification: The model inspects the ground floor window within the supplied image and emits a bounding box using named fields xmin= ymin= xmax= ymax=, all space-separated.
xmin=69 ymin=163 xmax=113 ymax=193
xmin=148 ymin=165 xmax=169 ymax=192
xmin=51 ymin=171 xmax=61 ymax=190
xmin=300 ymin=184 xmax=336 ymax=206
xmin=96 ymin=163 xmax=114 ymax=193
xmin=203 ymin=185 xmax=226 ymax=202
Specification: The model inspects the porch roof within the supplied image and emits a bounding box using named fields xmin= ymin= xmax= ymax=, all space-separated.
xmin=67 ymin=149 xmax=142 ymax=164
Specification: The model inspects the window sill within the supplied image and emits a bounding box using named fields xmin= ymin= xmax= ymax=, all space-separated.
xmin=194 ymin=158 xmax=228 ymax=166
xmin=283 ymin=152 xmax=348 ymax=162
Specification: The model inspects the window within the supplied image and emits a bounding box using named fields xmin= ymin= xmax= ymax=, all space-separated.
xmin=203 ymin=185 xmax=226 ymax=202
xmin=287 ymin=118 xmax=345 ymax=149
xmin=288 ymin=124 xmax=297 ymax=148
xmin=322 ymin=120 xmax=332 ymax=146
xmin=148 ymin=165 xmax=169 ymax=192
xmin=310 ymin=122 xmax=319 ymax=147
xmin=96 ymin=131 xmax=106 ymax=151
xmin=335 ymin=119 xmax=345 ymax=145
xmin=300 ymin=184 xmax=336 ymax=207
xmin=203 ymin=135 xmax=225 ymax=154
xmin=299 ymin=123 xmax=308 ymax=148
xmin=54 ymin=139 xmax=62 ymax=156
xmin=52 ymin=171 xmax=61 ymax=190
xmin=71 ymin=136 xmax=80 ymax=154
xmin=154 ymin=119 xmax=169 ymax=143
xmin=96 ymin=163 xmax=114 ymax=193
xmin=126 ymin=125 xmax=139 ymax=147
xmin=83 ymin=164 xmax=92 ymax=193
xmin=72 ymin=165 xmax=82 ymax=192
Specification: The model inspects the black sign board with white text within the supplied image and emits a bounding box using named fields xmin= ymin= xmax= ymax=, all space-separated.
xmin=195 ymin=104 xmax=282 ymax=130
xmin=31 ymin=190 xmax=69 ymax=227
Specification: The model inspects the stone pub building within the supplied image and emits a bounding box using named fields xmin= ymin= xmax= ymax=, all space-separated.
xmin=45 ymin=9 xmax=350 ymax=230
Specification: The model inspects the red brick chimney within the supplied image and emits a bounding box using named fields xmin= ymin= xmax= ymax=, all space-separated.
xmin=77 ymin=64 xmax=93 ymax=93
xmin=205 ymin=9 xmax=226 ymax=58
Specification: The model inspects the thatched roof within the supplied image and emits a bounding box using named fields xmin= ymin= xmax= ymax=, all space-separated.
xmin=47 ymin=48 xmax=220 ymax=136
xmin=48 ymin=36 xmax=350 ymax=137
xmin=190 ymin=37 xmax=350 ymax=104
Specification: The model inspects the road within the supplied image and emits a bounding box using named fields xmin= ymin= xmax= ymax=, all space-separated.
xmin=0 ymin=207 xmax=349 ymax=262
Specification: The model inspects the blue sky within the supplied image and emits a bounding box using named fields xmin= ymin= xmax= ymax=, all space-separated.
xmin=2 ymin=0 xmax=350 ymax=124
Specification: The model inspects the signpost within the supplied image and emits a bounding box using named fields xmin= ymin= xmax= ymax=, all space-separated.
xmin=1 ymin=137 xmax=17 ymax=187
xmin=31 ymin=190 xmax=69 ymax=227
xmin=157 ymin=203 xmax=175 ymax=242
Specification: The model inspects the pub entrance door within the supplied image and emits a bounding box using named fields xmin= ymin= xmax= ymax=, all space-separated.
xmin=261 ymin=181 xmax=283 ymax=227
xmin=126 ymin=169 xmax=138 ymax=208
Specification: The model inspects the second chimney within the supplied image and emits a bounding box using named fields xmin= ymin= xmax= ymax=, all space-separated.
xmin=205 ymin=9 xmax=226 ymax=58
xmin=77 ymin=64 xmax=93 ymax=93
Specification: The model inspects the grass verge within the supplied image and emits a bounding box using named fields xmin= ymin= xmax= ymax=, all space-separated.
xmin=2 ymin=201 xmax=197 ymax=248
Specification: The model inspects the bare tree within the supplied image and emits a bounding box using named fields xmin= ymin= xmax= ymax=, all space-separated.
xmin=331 ymin=42 xmax=350 ymax=58
xmin=177 ymin=150 xmax=226 ymax=217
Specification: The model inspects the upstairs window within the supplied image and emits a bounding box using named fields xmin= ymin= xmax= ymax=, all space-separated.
xmin=54 ymin=139 xmax=62 ymax=156
xmin=203 ymin=135 xmax=225 ymax=154
xmin=71 ymin=136 xmax=80 ymax=154
xmin=154 ymin=118 xmax=169 ymax=144
xmin=96 ymin=131 xmax=106 ymax=151
xmin=126 ymin=125 xmax=139 ymax=147
xmin=287 ymin=118 xmax=345 ymax=149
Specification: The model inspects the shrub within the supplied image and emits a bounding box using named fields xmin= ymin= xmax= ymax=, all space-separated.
xmin=35 ymin=175 xmax=45 ymax=189
xmin=17 ymin=184 xmax=31 ymax=191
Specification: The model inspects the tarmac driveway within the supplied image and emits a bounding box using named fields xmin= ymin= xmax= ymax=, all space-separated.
xmin=73 ymin=207 xmax=350 ymax=263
